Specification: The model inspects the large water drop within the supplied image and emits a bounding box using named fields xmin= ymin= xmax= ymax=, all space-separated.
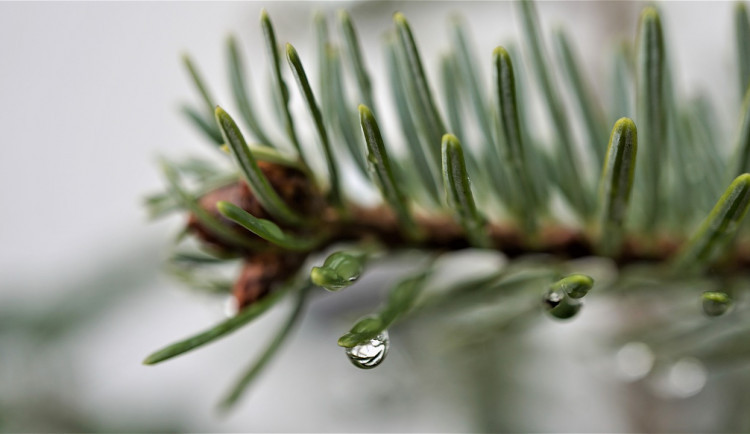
xmin=543 ymin=287 xmax=565 ymax=310
xmin=702 ymin=291 xmax=733 ymax=317
xmin=345 ymin=330 xmax=390 ymax=369
xmin=543 ymin=288 xmax=582 ymax=320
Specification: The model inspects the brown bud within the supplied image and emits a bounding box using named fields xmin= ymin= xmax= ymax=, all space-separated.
xmin=233 ymin=252 xmax=307 ymax=309
xmin=186 ymin=181 xmax=254 ymax=252
xmin=187 ymin=161 xmax=324 ymax=253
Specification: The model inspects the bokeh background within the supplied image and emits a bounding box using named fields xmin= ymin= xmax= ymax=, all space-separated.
xmin=0 ymin=1 xmax=743 ymax=432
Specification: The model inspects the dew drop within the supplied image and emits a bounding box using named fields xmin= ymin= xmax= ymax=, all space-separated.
xmin=543 ymin=288 xmax=581 ymax=320
xmin=702 ymin=291 xmax=733 ymax=317
xmin=323 ymin=275 xmax=358 ymax=292
xmin=321 ymin=282 xmax=348 ymax=291
xmin=310 ymin=266 xmax=358 ymax=292
xmin=345 ymin=330 xmax=390 ymax=369
xmin=615 ymin=342 xmax=654 ymax=382
xmin=542 ymin=287 xmax=565 ymax=310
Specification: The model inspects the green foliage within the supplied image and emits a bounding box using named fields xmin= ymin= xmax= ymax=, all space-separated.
xmin=260 ymin=9 xmax=302 ymax=156
xmin=359 ymin=105 xmax=420 ymax=237
xmin=635 ymin=7 xmax=666 ymax=233
xmin=736 ymin=3 xmax=750 ymax=98
xmin=216 ymin=107 xmax=306 ymax=226
xmin=674 ymin=174 xmax=750 ymax=273
xmin=286 ymin=43 xmax=343 ymax=208
xmin=393 ymin=12 xmax=447 ymax=171
xmin=518 ymin=0 xmax=592 ymax=218
xmin=217 ymin=201 xmax=323 ymax=251
xmin=552 ymin=274 xmax=594 ymax=300
xmin=227 ymin=35 xmax=274 ymax=147
xmin=597 ymin=118 xmax=638 ymax=256
xmin=441 ymin=134 xmax=489 ymax=248
xmin=159 ymin=161 xmax=262 ymax=250
xmin=493 ymin=46 xmax=538 ymax=231
xmin=147 ymin=1 xmax=750 ymax=411
xmin=338 ymin=271 xmax=428 ymax=348
xmin=143 ymin=279 xmax=305 ymax=365
xmin=220 ymin=285 xmax=310 ymax=409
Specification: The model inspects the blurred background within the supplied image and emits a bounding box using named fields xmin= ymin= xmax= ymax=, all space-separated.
xmin=0 ymin=1 xmax=744 ymax=432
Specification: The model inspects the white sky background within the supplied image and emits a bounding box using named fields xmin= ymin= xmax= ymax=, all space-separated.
xmin=0 ymin=1 xmax=738 ymax=431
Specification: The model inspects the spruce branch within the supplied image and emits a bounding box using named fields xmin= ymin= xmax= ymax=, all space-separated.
xmin=144 ymin=2 xmax=750 ymax=411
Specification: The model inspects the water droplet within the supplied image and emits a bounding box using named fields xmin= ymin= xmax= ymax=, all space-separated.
xmin=702 ymin=291 xmax=733 ymax=317
xmin=345 ymin=330 xmax=390 ymax=369
xmin=615 ymin=342 xmax=654 ymax=382
xmin=223 ymin=296 xmax=238 ymax=318
xmin=543 ymin=288 xmax=582 ymax=320
xmin=542 ymin=287 xmax=565 ymax=310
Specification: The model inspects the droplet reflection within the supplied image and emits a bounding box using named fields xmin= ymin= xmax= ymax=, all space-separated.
xmin=702 ymin=291 xmax=733 ymax=317
xmin=345 ymin=330 xmax=390 ymax=369
xmin=542 ymin=287 xmax=565 ymax=310
xmin=543 ymin=288 xmax=582 ymax=320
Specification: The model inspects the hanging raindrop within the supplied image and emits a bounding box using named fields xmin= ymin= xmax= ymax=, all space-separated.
xmin=701 ymin=291 xmax=733 ymax=317
xmin=310 ymin=251 xmax=365 ymax=292
xmin=345 ymin=330 xmax=390 ymax=369
xmin=311 ymin=268 xmax=358 ymax=291
xmin=542 ymin=287 xmax=565 ymax=310
xmin=543 ymin=288 xmax=582 ymax=320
